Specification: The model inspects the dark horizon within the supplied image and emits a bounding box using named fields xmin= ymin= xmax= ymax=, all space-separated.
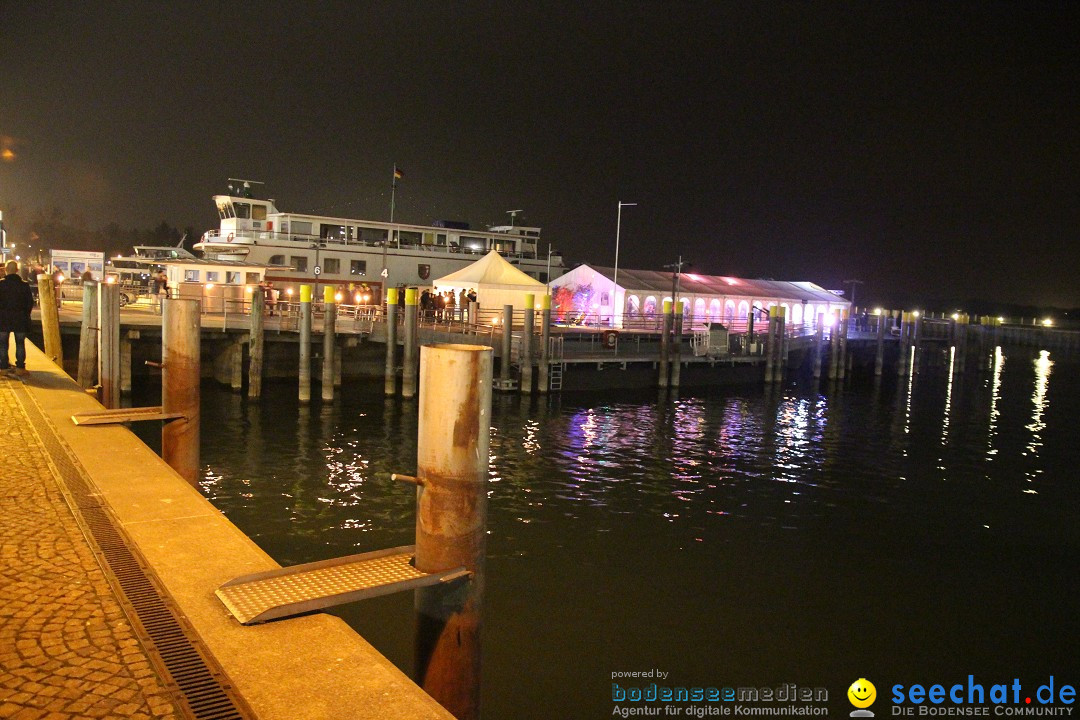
xmin=2 ymin=2 xmax=1078 ymax=309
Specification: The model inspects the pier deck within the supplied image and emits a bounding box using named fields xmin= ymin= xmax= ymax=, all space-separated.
xmin=0 ymin=342 xmax=453 ymax=720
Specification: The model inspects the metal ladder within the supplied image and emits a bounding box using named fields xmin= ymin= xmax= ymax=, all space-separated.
xmin=548 ymin=336 xmax=565 ymax=391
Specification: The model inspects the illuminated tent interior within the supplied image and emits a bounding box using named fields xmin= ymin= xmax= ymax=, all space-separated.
xmin=432 ymin=249 xmax=547 ymax=311
xmin=548 ymin=264 xmax=850 ymax=329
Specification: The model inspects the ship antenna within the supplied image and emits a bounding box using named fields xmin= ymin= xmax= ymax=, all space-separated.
xmin=227 ymin=178 xmax=264 ymax=198
xmin=506 ymin=209 xmax=524 ymax=227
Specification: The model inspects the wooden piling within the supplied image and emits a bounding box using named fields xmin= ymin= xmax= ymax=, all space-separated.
xmin=499 ymin=304 xmax=513 ymax=388
xmin=874 ymin=311 xmax=885 ymax=376
xmin=402 ymin=288 xmax=418 ymax=399
xmin=812 ymin=312 xmax=823 ymax=379
xmin=828 ymin=315 xmax=840 ymax=380
xmin=837 ymin=310 xmax=848 ymax=380
xmin=385 ymin=288 xmax=399 ymax=396
xmin=670 ymin=302 xmax=683 ymax=388
xmin=37 ymin=276 xmax=64 ymax=369
xmin=98 ymin=283 xmax=121 ymax=408
xmin=322 ymin=285 xmax=337 ymax=402
xmin=298 ymin=284 xmax=312 ymax=404
xmin=538 ymin=295 xmax=551 ymax=394
xmin=162 ymin=298 xmax=200 ymax=486
xmin=897 ymin=312 xmax=909 ymax=376
xmin=659 ymin=300 xmax=671 ymax=388
xmin=764 ymin=308 xmax=777 ymax=383
xmin=77 ymin=282 xmax=99 ymax=388
xmin=248 ymin=288 xmax=265 ymax=398
xmin=520 ymin=294 xmax=534 ymax=395
xmin=121 ymin=335 xmax=134 ymax=394
xmin=414 ymin=343 xmax=493 ymax=720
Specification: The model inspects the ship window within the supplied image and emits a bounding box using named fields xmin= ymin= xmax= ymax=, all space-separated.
xmin=350 ymin=260 xmax=367 ymax=276
xmin=184 ymin=269 xmax=200 ymax=282
xmin=436 ymin=233 xmax=446 ymax=246
xmin=252 ymin=205 xmax=267 ymax=221
xmin=246 ymin=272 xmax=260 ymax=284
xmin=399 ymin=231 xmax=421 ymax=246
xmin=290 ymin=256 xmax=308 ymax=272
xmin=324 ymin=258 xmax=340 ymax=274
xmin=234 ymin=202 xmax=251 ymax=219
xmin=268 ymin=254 xmax=285 ymax=265
xmin=226 ymin=271 xmax=241 ymax=284
xmin=320 ymin=225 xmax=346 ymax=240
xmin=292 ymin=221 xmax=313 ymax=237
xmin=206 ymin=271 xmax=220 ymax=282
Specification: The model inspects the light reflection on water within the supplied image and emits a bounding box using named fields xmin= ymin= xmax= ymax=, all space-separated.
xmin=133 ymin=345 xmax=1078 ymax=718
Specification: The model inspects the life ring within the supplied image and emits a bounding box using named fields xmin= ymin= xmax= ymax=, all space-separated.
xmin=226 ymin=232 xmax=234 ymax=242
xmin=602 ymin=329 xmax=619 ymax=349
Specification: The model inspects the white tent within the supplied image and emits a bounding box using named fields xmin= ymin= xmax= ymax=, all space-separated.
xmin=433 ymin=250 xmax=547 ymax=311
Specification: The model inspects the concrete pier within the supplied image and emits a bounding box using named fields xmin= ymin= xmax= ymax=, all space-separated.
xmin=0 ymin=342 xmax=454 ymax=719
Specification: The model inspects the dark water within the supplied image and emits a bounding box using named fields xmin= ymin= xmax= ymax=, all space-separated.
xmin=135 ymin=346 xmax=1079 ymax=717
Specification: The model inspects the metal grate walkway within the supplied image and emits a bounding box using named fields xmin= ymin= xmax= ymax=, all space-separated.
xmin=216 ymin=545 xmax=467 ymax=625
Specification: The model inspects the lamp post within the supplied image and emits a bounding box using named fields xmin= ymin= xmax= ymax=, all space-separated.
xmin=614 ymin=201 xmax=636 ymax=327
xmin=842 ymin=279 xmax=864 ymax=308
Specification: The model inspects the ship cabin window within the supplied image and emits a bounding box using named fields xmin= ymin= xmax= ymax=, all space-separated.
xmin=350 ymin=260 xmax=367 ymax=276
xmin=216 ymin=201 xmax=235 ymax=220
xmin=538 ymin=271 xmax=548 ymax=284
xmin=252 ymin=204 xmax=268 ymax=221
xmin=461 ymin=237 xmax=486 ymax=254
xmin=246 ymin=272 xmax=261 ymax=284
xmin=493 ymin=239 xmax=517 ymax=254
xmin=234 ymin=203 xmax=251 ymax=220
xmin=324 ymin=258 xmax=341 ymax=274
xmin=184 ymin=269 xmax=200 ymax=282
xmin=320 ymin=225 xmax=346 ymax=242
xmin=359 ymin=228 xmax=388 ymax=245
xmin=226 ymin=271 xmax=241 ymax=284
xmin=398 ymin=231 xmax=421 ymax=247
xmin=436 ymin=233 xmax=447 ymax=246
xmin=290 ymin=256 xmax=308 ymax=272
xmin=268 ymin=255 xmax=285 ymax=265
xmin=206 ymin=271 xmax=220 ymax=283
xmin=292 ymin=221 xmax=313 ymax=238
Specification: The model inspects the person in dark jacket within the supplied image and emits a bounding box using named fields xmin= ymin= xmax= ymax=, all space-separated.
xmin=0 ymin=260 xmax=35 ymax=375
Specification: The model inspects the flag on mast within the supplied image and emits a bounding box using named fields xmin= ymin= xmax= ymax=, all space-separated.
xmin=393 ymin=165 xmax=403 ymax=181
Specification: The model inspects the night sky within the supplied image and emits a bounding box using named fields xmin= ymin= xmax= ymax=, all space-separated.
xmin=2 ymin=2 xmax=1078 ymax=308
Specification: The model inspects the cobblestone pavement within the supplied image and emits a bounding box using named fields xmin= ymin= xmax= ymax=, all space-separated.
xmin=0 ymin=376 xmax=182 ymax=719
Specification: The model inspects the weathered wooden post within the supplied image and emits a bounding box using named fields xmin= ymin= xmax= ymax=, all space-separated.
xmin=828 ymin=314 xmax=840 ymax=380
xmin=538 ymin=294 xmax=551 ymax=394
xmin=659 ymin=300 xmax=671 ymax=388
xmin=77 ymin=282 xmax=99 ymax=388
xmin=98 ymin=282 xmax=121 ymax=408
xmin=897 ymin=311 xmax=909 ymax=376
xmin=385 ymin=288 xmax=399 ymax=396
xmin=499 ymin=304 xmax=513 ymax=389
xmin=414 ymin=343 xmax=492 ymax=720
xmin=912 ymin=311 xmax=923 ymax=374
xmin=298 ymin=284 xmax=312 ymax=404
xmin=162 ymin=298 xmax=200 ymax=486
xmin=249 ymin=287 xmax=265 ymax=398
xmin=322 ymin=285 xmax=337 ymax=401
xmin=778 ymin=307 xmax=788 ymax=382
xmin=403 ymin=288 xmax=419 ymax=399
xmin=812 ymin=312 xmax=824 ymax=379
xmin=671 ymin=302 xmax=683 ymax=388
xmin=37 ymin=275 xmax=64 ymax=369
xmin=764 ymin=307 xmax=777 ymax=383
xmin=520 ymin=294 xmax=534 ymax=395
xmin=837 ymin=309 xmax=848 ymax=380
xmin=874 ymin=310 xmax=885 ymax=376
xmin=954 ymin=314 xmax=967 ymax=374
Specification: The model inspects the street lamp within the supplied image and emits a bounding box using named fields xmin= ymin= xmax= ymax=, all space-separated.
xmin=614 ymin=201 xmax=637 ymax=326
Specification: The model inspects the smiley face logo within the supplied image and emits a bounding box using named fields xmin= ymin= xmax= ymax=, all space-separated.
xmin=848 ymin=678 xmax=877 ymax=709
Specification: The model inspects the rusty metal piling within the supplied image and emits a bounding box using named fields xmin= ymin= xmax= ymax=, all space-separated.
xmin=322 ymin=286 xmax=336 ymax=402
xmin=413 ymin=343 xmax=493 ymax=720
xmin=162 ymin=298 xmax=201 ymax=486
xmin=385 ymin=288 xmax=399 ymax=396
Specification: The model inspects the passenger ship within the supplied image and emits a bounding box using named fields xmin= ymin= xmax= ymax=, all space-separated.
xmin=195 ymin=188 xmax=564 ymax=294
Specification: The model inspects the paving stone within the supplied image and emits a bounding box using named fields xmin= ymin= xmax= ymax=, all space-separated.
xmin=0 ymin=385 xmax=181 ymax=720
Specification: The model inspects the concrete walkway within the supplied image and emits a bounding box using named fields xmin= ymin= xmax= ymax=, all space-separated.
xmin=0 ymin=374 xmax=181 ymax=719
xmin=0 ymin=342 xmax=454 ymax=720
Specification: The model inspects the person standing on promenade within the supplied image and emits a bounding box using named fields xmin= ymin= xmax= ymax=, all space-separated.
xmin=0 ymin=260 xmax=35 ymax=376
